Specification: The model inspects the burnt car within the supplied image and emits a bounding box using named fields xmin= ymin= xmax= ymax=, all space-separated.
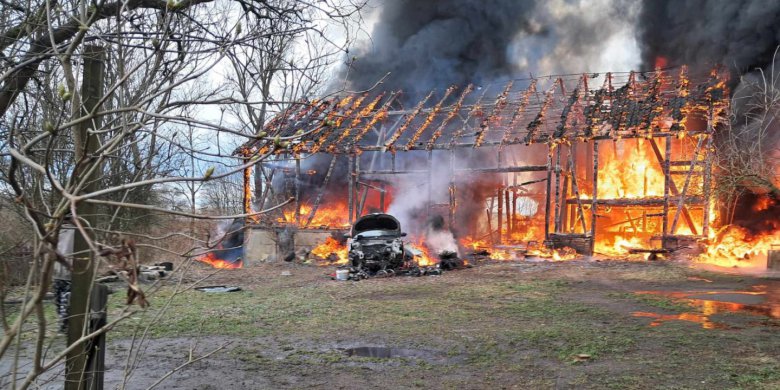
xmin=347 ymin=213 xmax=407 ymax=273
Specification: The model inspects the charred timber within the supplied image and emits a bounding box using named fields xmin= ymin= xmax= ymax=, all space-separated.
xmin=361 ymin=165 xmax=548 ymax=175
xmin=565 ymin=197 xmax=705 ymax=206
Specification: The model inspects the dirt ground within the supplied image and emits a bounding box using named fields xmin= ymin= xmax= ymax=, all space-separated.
xmin=4 ymin=258 xmax=780 ymax=389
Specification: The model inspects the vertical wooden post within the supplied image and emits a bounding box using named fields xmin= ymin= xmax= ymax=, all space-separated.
xmin=66 ymin=45 xmax=105 ymax=390
xmin=559 ymin=146 xmax=570 ymax=233
xmin=243 ymin=166 xmax=252 ymax=216
xmin=568 ymin=142 xmax=588 ymax=234
xmin=662 ymin=135 xmax=672 ymax=238
xmin=504 ymin=188 xmax=511 ymax=237
xmin=427 ymin=150 xmax=433 ymax=219
xmin=553 ymin=145 xmax=562 ymax=233
xmin=702 ymin=107 xmax=714 ymax=237
xmin=448 ymin=149 xmax=456 ymax=226
xmin=589 ymin=140 xmax=599 ymax=255
xmin=497 ymin=188 xmax=504 ymax=244
xmin=486 ymin=209 xmax=495 ymax=244
xmin=511 ymin=181 xmax=517 ymax=235
xmin=294 ymin=157 xmax=301 ymax=223
xmin=348 ymin=153 xmax=355 ymax=225
xmin=84 ymin=284 xmax=108 ymax=390
xmin=544 ymin=149 xmax=553 ymax=241
xmin=380 ymin=184 xmax=386 ymax=212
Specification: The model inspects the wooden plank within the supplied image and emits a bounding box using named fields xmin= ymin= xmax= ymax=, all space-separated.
xmin=662 ymin=135 xmax=671 ymax=237
xmin=553 ymin=145 xmax=562 ymax=233
xmin=590 ymin=140 xmax=599 ymax=254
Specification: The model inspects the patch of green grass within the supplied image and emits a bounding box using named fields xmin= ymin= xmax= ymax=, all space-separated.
xmin=108 ymin=282 xmax=345 ymax=339
xmin=611 ymin=292 xmax=693 ymax=311
xmin=3 ymin=298 xmax=60 ymax=341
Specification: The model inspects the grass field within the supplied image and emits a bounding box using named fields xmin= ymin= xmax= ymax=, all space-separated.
xmin=88 ymin=260 xmax=780 ymax=389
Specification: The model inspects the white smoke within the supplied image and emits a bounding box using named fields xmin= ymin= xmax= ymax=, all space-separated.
xmin=424 ymin=227 xmax=459 ymax=255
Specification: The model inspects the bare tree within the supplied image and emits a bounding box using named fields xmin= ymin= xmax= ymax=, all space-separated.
xmin=0 ymin=0 xmax=365 ymax=387
xmin=715 ymin=49 xmax=780 ymax=222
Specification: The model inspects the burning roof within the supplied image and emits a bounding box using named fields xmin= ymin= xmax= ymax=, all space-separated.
xmin=239 ymin=67 xmax=728 ymax=156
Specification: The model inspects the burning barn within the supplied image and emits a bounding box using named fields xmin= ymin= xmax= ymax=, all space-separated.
xmin=219 ymin=66 xmax=744 ymax=269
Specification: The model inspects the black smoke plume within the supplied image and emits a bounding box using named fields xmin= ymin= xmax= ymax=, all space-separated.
xmin=638 ymin=0 xmax=780 ymax=76
xmin=342 ymin=0 xmax=637 ymax=101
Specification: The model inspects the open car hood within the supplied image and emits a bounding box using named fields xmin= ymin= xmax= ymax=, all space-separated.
xmin=351 ymin=213 xmax=402 ymax=237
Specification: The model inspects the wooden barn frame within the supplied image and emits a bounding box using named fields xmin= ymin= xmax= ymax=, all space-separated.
xmin=238 ymin=67 xmax=729 ymax=255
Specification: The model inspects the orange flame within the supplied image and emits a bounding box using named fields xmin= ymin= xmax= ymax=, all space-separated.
xmin=197 ymin=252 xmax=242 ymax=269
xmin=311 ymin=236 xmax=349 ymax=265
xmin=696 ymin=225 xmax=779 ymax=268
xmin=277 ymin=201 xmax=350 ymax=228
xmin=409 ymin=241 xmax=437 ymax=266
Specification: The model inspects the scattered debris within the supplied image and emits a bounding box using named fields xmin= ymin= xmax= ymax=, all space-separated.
xmin=154 ymin=262 xmax=174 ymax=271
xmin=573 ymin=353 xmax=591 ymax=363
xmin=195 ymin=285 xmax=242 ymax=293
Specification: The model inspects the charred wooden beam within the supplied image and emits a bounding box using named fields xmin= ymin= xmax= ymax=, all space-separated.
xmin=558 ymin=153 xmax=570 ymax=233
xmin=330 ymin=93 xmax=386 ymax=152
xmin=567 ymin=143 xmax=588 ymax=234
xmin=406 ymin=87 xmax=455 ymax=150
xmin=294 ymin=158 xmax=301 ymax=223
xmin=544 ymin=150 xmax=553 ymax=240
xmin=427 ymin=85 xmax=473 ymax=150
xmin=662 ymin=135 xmax=672 ymax=236
xmin=449 ymin=86 xmax=491 ymax=147
xmin=590 ymin=140 xmax=599 ymax=254
xmin=351 ymin=92 xmax=398 ymax=147
xmin=702 ymin=107 xmax=715 ymax=237
xmin=455 ymin=165 xmax=548 ymax=173
xmin=525 ymin=81 xmax=558 ymax=144
xmin=475 ymin=81 xmax=513 ymax=148
xmin=566 ymin=196 xmax=705 ymax=206
xmin=554 ymin=76 xmax=583 ymax=139
xmin=361 ymin=169 xmax=428 ymax=175
xmin=497 ymin=187 xmax=504 ymax=244
xmin=502 ymin=79 xmax=536 ymax=146
xmin=449 ymin=149 xmax=456 ymax=226
xmin=553 ymin=145 xmax=562 ymax=232
xmin=385 ymin=91 xmax=434 ymax=149
xmin=427 ymin=151 xmax=433 ymax=219
xmin=309 ymin=96 xmax=357 ymax=154
xmin=348 ymin=153 xmax=355 ymax=225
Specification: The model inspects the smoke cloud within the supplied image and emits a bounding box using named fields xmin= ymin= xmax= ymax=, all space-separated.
xmin=343 ymin=0 xmax=640 ymax=101
xmin=637 ymin=0 xmax=780 ymax=75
